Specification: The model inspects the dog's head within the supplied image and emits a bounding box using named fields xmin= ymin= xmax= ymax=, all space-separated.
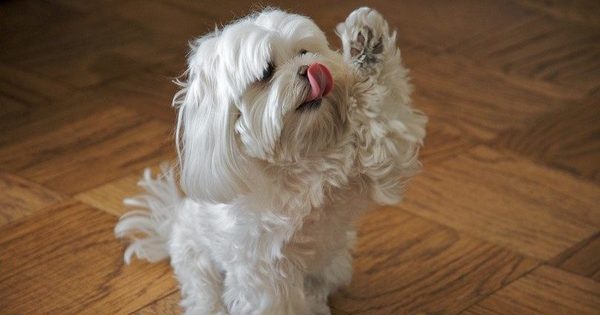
xmin=175 ymin=9 xmax=349 ymax=203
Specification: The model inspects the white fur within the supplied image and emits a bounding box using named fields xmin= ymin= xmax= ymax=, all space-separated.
xmin=115 ymin=7 xmax=426 ymax=315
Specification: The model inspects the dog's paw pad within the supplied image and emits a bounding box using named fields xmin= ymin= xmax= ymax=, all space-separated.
xmin=350 ymin=32 xmax=366 ymax=57
xmin=338 ymin=7 xmax=391 ymax=74
xmin=350 ymin=28 xmax=383 ymax=58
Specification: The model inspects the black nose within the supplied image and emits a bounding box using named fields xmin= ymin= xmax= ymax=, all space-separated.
xmin=298 ymin=65 xmax=308 ymax=76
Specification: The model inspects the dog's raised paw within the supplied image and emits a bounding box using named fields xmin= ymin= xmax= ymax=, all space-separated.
xmin=337 ymin=7 xmax=391 ymax=75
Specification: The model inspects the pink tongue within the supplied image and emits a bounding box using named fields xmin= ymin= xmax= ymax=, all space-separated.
xmin=306 ymin=63 xmax=333 ymax=101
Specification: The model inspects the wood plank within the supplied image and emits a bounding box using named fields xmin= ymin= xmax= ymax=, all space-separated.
xmin=0 ymin=9 xmax=174 ymax=88
xmin=512 ymin=0 xmax=600 ymax=27
xmin=0 ymin=102 xmax=175 ymax=195
xmin=53 ymin=0 xmax=122 ymax=13
xmin=402 ymin=145 xmax=600 ymax=260
xmin=550 ymin=233 xmax=600 ymax=282
xmin=0 ymin=63 xmax=73 ymax=106
xmin=132 ymin=291 xmax=182 ymax=315
xmin=361 ymin=0 xmax=536 ymax=51
xmin=0 ymin=63 xmax=74 ymax=131
xmin=0 ymin=0 xmax=76 ymax=35
xmin=411 ymin=54 xmax=580 ymax=141
xmin=0 ymin=172 xmax=64 ymax=226
xmin=1 ymin=1 xmax=600 ymax=314
xmin=495 ymin=96 xmax=600 ymax=182
xmin=448 ymin=15 xmax=600 ymax=95
xmin=98 ymin=70 xmax=179 ymax=123
xmin=113 ymin=0 xmax=213 ymax=48
xmin=461 ymin=265 xmax=600 ymax=315
xmin=75 ymin=172 xmax=143 ymax=217
xmin=420 ymin=120 xmax=477 ymax=165
xmin=0 ymin=201 xmax=177 ymax=315
xmin=329 ymin=208 xmax=537 ymax=314
xmin=75 ymin=165 xmax=169 ymax=217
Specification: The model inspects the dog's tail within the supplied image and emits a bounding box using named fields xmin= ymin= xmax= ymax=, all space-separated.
xmin=114 ymin=164 xmax=182 ymax=264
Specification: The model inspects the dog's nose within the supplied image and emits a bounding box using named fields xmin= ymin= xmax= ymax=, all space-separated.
xmin=298 ymin=65 xmax=309 ymax=76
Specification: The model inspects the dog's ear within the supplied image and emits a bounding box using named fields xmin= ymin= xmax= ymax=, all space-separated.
xmin=174 ymin=37 xmax=249 ymax=203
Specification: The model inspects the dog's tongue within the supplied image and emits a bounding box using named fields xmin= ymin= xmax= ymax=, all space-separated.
xmin=306 ymin=63 xmax=333 ymax=101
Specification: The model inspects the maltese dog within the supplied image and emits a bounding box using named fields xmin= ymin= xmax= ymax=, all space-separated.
xmin=116 ymin=7 xmax=426 ymax=315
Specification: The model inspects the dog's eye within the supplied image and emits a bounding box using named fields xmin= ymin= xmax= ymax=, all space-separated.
xmin=261 ymin=62 xmax=275 ymax=82
xmin=299 ymin=49 xmax=308 ymax=55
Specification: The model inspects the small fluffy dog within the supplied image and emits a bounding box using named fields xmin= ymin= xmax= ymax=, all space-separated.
xmin=116 ymin=7 xmax=426 ymax=315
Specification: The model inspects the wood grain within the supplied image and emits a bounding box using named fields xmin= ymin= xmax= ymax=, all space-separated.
xmin=419 ymin=123 xmax=477 ymax=165
xmin=0 ymin=63 xmax=74 ymax=131
xmin=329 ymin=208 xmax=538 ymax=314
xmin=550 ymin=233 xmax=600 ymax=282
xmin=99 ymin=69 xmax=180 ymax=123
xmin=0 ymin=4 xmax=178 ymax=88
xmin=113 ymin=0 xmax=214 ymax=47
xmin=53 ymin=0 xmax=123 ymax=13
xmin=0 ymin=172 xmax=64 ymax=226
xmin=0 ymin=63 xmax=73 ymax=107
xmin=0 ymin=103 xmax=174 ymax=195
xmin=1 ymin=0 xmax=599 ymax=313
xmin=461 ymin=265 xmax=600 ymax=315
xmin=0 ymin=200 xmax=177 ymax=315
xmin=449 ymin=15 xmax=600 ymax=95
xmin=411 ymin=54 xmax=580 ymax=141
xmin=132 ymin=291 xmax=182 ymax=315
xmin=512 ymin=0 xmax=600 ymax=27
xmin=75 ymin=165 xmax=167 ymax=217
xmin=403 ymin=146 xmax=600 ymax=260
xmin=360 ymin=0 xmax=536 ymax=51
xmin=495 ymin=96 xmax=600 ymax=182
xmin=0 ymin=0 xmax=77 ymax=35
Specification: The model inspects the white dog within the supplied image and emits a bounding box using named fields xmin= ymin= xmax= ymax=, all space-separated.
xmin=115 ymin=7 xmax=426 ymax=315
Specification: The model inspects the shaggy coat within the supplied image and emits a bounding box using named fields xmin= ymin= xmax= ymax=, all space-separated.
xmin=116 ymin=7 xmax=426 ymax=315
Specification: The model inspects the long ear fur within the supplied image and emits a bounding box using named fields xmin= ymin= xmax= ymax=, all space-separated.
xmin=174 ymin=36 xmax=249 ymax=203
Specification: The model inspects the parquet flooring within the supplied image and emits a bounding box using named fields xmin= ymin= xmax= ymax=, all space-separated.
xmin=1 ymin=1 xmax=598 ymax=314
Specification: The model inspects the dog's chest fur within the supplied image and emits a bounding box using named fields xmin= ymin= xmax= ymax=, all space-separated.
xmin=278 ymin=87 xmax=390 ymax=273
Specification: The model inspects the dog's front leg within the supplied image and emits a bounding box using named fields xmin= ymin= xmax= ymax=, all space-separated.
xmin=222 ymin=256 xmax=309 ymax=315
xmin=338 ymin=7 xmax=427 ymax=136
xmin=219 ymin=224 xmax=310 ymax=315
xmin=338 ymin=7 xmax=427 ymax=205
xmin=305 ymin=247 xmax=353 ymax=315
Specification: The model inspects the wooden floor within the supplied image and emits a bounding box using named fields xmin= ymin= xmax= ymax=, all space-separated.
xmin=1 ymin=0 xmax=599 ymax=314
